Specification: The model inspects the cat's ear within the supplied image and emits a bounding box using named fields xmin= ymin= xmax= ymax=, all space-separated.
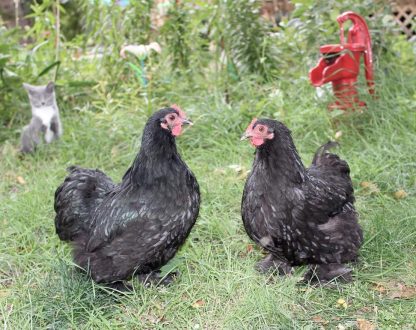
xmin=46 ymin=81 xmax=55 ymax=93
xmin=23 ymin=83 xmax=34 ymax=92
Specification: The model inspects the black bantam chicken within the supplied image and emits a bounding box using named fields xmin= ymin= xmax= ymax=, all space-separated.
xmin=241 ymin=118 xmax=362 ymax=283
xmin=54 ymin=106 xmax=200 ymax=290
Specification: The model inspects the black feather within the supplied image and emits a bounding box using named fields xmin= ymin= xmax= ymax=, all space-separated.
xmin=241 ymin=119 xmax=362 ymax=282
xmin=54 ymin=108 xmax=200 ymax=285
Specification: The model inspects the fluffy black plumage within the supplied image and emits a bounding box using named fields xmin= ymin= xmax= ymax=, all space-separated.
xmin=241 ymin=119 xmax=363 ymax=283
xmin=54 ymin=108 xmax=200 ymax=289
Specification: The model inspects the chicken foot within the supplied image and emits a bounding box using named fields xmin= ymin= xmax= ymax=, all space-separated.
xmin=302 ymin=263 xmax=352 ymax=284
xmin=101 ymin=270 xmax=180 ymax=292
xmin=136 ymin=270 xmax=179 ymax=287
xmin=255 ymin=254 xmax=293 ymax=275
xmin=104 ymin=281 xmax=133 ymax=292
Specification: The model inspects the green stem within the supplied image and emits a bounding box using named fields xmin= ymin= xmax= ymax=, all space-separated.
xmin=54 ymin=0 xmax=60 ymax=82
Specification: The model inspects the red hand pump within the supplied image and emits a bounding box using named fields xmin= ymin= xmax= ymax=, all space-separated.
xmin=309 ymin=11 xmax=374 ymax=110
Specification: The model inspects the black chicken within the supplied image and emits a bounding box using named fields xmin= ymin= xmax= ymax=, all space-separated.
xmin=54 ymin=106 xmax=200 ymax=290
xmin=241 ymin=118 xmax=362 ymax=283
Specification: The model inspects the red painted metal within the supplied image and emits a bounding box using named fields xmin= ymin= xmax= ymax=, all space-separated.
xmin=309 ymin=11 xmax=374 ymax=110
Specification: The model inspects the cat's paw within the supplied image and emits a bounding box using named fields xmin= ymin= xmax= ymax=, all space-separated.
xmin=45 ymin=128 xmax=54 ymax=143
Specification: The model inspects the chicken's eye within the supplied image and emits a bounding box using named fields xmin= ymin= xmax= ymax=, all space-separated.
xmin=169 ymin=115 xmax=176 ymax=121
xmin=258 ymin=126 xmax=265 ymax=133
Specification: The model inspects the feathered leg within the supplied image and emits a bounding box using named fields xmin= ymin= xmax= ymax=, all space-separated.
xmin=255 ymin=254 xmax=292 ymax=275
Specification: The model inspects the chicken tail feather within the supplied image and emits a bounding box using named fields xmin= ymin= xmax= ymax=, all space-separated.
xmin=312 ymin=141 xmax=351 ymax=178
xmin=312 ymin=141 xmax=339 ymax=165
xmin=54 ymin=166 xmax=115 ymax=242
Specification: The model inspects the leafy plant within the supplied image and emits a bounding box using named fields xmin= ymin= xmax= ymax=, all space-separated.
xmin=217 ymin=0 xmax=280 ymax=81
xmin=161 ymin=1 xmax=192 ymax=70
xmin=0 ymin=28 xmax=34 ymax=128
xmin=77 ymin=0 xmax=153 ymax=81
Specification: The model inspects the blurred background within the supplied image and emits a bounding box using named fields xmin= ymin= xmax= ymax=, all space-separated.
xmin=0 ymin=0 xmax=415 ymax=142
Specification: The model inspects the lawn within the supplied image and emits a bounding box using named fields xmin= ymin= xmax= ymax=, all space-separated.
xmin=1 ymin=66 xmax=415 ymax=329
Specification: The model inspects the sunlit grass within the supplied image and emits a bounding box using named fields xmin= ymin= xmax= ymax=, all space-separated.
xmin=1 ymin=69 xmax=415 ymax=328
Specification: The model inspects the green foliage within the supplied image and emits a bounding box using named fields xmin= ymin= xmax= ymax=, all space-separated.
xmin=59 ymin=0 xmax=85 ymax=41
xmin=217 ymin=0 xmax=280 ymax=81
xmin=0 ymin=28 xmax=24 ymax=127
xmin=26 ymin=0 xmax=61 ymax=44
xmin=1 ymin=0 xmax=415 ymax=141
xmin=78 ymin=0 xmax=154 ymax=79
xmin=161 ymin=2 xmax=192 ymax=70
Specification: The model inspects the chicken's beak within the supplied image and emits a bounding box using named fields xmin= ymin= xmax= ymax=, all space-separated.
xmin=240 ymin=132 xmax=250 ymax=141
xmin=181 ymin=118 xmax=193 ymax=126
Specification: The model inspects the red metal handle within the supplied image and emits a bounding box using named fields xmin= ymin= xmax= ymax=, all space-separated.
xmin=337 ymin=11 xmax=374 ymax=95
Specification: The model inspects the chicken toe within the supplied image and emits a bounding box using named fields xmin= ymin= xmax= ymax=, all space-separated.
xmin=136 ymin=270 xmax=179 ymax=287
xmin=255 ymin=254 xmax=292 ymax=275
xmin=103 ymin=281 xmax=133 ymax=292
xmin=302 ymin=263 xmax=352 ymax=284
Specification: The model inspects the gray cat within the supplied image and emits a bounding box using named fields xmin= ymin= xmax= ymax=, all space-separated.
xmin=21 ymin=82 xmax=62 ymax=153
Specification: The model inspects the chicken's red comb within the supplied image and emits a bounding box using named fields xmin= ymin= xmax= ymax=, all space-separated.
xmin=170 ymin=104 xmax=186 ymax=118
xmin=246 ymin=118 xmax=258 ymax=132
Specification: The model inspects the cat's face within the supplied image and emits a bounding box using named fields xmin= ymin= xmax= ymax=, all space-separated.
xmin=23 ymin=82 xmax=55 ymax=108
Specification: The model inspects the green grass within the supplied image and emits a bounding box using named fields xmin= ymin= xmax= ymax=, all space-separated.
xmin=1 ymin=69 xmax=415 ymax=329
